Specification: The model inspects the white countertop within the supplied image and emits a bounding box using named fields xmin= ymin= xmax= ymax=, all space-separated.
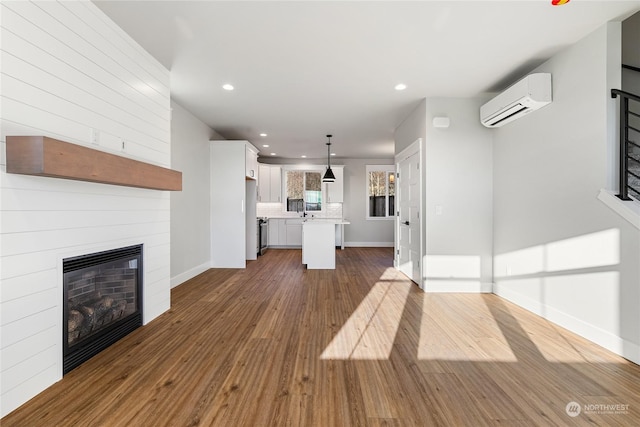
xmin=266 ymin=217 xmax=349 ymax=225
xmin=303 ymin=219 xmax=350 ymax=225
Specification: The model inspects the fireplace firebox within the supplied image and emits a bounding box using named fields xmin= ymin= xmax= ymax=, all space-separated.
xmin=63 ymin=245 xmax=143 ymax=374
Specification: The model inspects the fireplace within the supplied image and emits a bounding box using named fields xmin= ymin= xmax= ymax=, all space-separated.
xmin=63 ymin=245 xmax=143 ymax=374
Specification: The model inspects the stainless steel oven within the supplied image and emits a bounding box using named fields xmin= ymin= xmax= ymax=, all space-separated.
xmin=258 ymin=218 xmax=268 ymax=256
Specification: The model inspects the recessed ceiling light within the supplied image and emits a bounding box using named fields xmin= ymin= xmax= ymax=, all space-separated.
xmin=301 ymin=155 xmax=307 ymax=158
xmin=394 ymin=83 xmax=407 ymax=91
xmin=270 ymin=153 xmax=276 ymax=156
xmin=260 ymin=133 xmax=267 ymax=137
xmin=331 ymin=153 xmax=336 ymax=156
xmin=262 ymin=144 xmax=269 ymax=148
xmin=222 ymin=84 xmax=234 ymax=91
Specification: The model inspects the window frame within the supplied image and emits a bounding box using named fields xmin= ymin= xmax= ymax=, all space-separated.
xmin=282 ymin=165 xmax=326 ymax=214
xmin=365 ymin=165 xmax=395 ymax=220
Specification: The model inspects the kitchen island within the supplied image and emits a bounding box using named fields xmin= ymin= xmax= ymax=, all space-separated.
xmin=301 ymin=219 xmax=350 ymax=269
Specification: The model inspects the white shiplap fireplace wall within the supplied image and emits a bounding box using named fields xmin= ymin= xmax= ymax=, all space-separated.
xmin=0 ymin=1 xmax=172 ymax=416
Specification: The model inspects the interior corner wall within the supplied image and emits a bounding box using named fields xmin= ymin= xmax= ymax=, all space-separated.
xmin=493 ymin=22 xmax=640 ymax=364
xmin=1 ymin=1 xmax=172 ymax=416
xmin=394 ymin=98 xmax=493 ymax=292
xmin=170 ymin=101 xmax=222 ymax=287
xmin=394 ymin=99 xmax=427 ymax=155
xmin=394 ymin=99 xmax=427 ymax=284
xmin=423 ymin=98 xmax=493 ymax=292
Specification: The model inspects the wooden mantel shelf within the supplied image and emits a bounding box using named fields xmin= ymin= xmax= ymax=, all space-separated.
xmin=6 ymin=136 xmax=182 ymax=191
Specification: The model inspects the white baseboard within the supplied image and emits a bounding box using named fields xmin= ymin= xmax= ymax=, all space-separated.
xmin=494 ymin=285 xmax=640 ymax=365
xmin=170 ymin=262 xmax=210 ymax=288
xmin=344 ymin=241 xmax=394 ymax=247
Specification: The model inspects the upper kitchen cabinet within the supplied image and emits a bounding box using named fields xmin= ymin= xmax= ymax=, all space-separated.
xmin=258 ymin=164 xmax=282 ymax=203
xmin=210 ymin=140 xmax=259 ymax=268
xmin=325 ymin=165 xmax=344 ymax=203
xmin=245 ymin=145 xmax=258 ymax=179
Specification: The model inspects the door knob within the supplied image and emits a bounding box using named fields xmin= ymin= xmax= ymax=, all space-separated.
xmin=403 ymin=221 xmax=410 ymax=226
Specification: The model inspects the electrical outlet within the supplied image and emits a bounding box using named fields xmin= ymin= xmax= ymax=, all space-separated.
xmin=90 ymin=129 xmax=99 ymax=144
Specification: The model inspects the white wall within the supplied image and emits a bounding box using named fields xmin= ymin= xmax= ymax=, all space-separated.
xmin=170 ymin=101 xmax=222 ymax=287
xmin=493 ymin=23 xmax=640 ymax=364
xmin=0 ymin=1 xmax=172 ymax=416
xmin=423 ymin=98 xmax=494 ymax=292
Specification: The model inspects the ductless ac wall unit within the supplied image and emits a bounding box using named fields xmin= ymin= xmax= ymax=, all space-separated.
xmin=480 ymin=73 xmax=552 ymax=128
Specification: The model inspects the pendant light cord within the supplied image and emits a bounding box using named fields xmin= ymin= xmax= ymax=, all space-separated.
xmin=326 ymin=135 xmax=332 ymax=168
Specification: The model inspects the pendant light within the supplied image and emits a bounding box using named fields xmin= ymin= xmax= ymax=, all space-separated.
xmin=322 ymin=134 xmax=336 ymax=182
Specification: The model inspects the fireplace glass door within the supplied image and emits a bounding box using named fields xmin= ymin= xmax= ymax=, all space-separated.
xmin=63 ymin=245 xmax=142 ymax=373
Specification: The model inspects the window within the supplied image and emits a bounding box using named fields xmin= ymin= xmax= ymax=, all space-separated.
xmin=286 ymin=170 xmax=322 ymax=212
xmin=366 ymin=165 xmax=395 ymax=219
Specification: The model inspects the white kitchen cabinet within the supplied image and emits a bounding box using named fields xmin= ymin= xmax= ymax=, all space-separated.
xmin=258 ymin=164 xmax=270 ymax=202
xmin=285 ymin=219 xmax=303 ymax=246
xmin=210 ymin=140 xmax=259 ymax=268
xmin=269 ymin=166 xmax=282 ymax=202
xmin=325 ymin=166 xmax=344 ymax=203
xmin=268 ymin=218 xmax=281 ymax=246
xmin=245 ymin=145 xmax=258 ymax=179
xmin=267 ymin=218 xmax=301 ymax=247
xmin=268 ymin=218 xmax=346 ymax=249
xmin=278 ymin=219 xmax=287 ymax=243
xmin=258 ymin=165 xmax=282 ymax=203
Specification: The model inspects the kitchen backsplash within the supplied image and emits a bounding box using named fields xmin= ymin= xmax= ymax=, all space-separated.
xmin=257 ymin=202 xmax=343 ymax=219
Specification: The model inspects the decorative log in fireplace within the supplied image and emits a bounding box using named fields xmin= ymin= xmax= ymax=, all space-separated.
xmin=68 ymin=295 xmax=128 ymax=345
xmin=63 ymin=245 xmax=143 ymax=374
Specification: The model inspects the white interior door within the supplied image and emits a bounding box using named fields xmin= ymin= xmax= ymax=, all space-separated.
xmin=397 ymin=151 xmax=421 ymax=285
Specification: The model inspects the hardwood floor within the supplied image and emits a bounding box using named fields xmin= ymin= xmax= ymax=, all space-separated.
xmin=3 ymin=248 xmax=640 ymax=426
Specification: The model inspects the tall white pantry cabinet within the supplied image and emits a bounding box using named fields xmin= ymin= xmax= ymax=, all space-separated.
xmin=210 ymin=140 xmax=259 ymax=268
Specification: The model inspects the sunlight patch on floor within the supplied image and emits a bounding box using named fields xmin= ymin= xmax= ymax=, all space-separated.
xmin=417 ymin=295 xmax=518 ymax=362
xmin=321 ymin=275 xmax=412 ymax=360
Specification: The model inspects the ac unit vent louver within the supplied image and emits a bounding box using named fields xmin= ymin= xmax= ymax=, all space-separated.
xmin=480 ymin=73 xmax=552 ymax=128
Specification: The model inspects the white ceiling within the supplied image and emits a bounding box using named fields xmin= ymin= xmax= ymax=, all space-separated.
xmin=94 ymin=1 xmax=640 ymax=160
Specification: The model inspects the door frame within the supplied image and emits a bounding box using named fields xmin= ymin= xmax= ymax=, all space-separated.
xmin=394 ymin=138 xmax=424 ymax=290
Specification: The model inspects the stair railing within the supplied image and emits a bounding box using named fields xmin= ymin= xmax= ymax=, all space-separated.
xmin=623 ymin=64 xmax=640 ymax=74
xmin=611 ymin=88 xmax=640 ymax=201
